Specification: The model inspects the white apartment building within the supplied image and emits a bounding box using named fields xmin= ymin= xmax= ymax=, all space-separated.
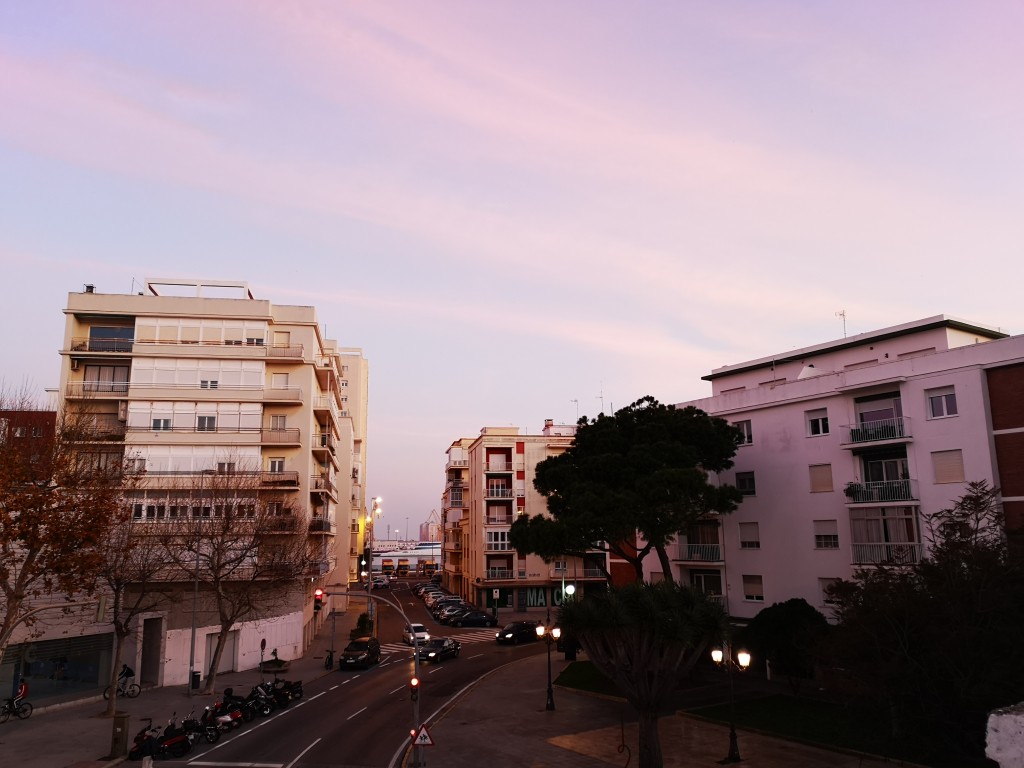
xmin=45 ymin=278 xmax=369 ymax=690
xmin=646 ymin=316 xmax=1024 ymax=622
xmin=441 ymin=421 xmax=610 ymax=613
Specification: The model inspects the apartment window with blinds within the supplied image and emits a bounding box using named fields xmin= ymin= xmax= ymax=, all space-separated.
xmin=927 ymin=386 xmax=958 ymax=419
xmin=809 ymin=464 xmax=834 ymax=493
xmin=197 ymin=416 xmax=216 ymax=432
xmin=270 ymin=415 xmax=286 ymax=430
xmin=736 ymin=471 xmax=756 ymax=496
xmin=806 ymin=409 xmax=829 ymax=436
xmin=932 ymin=449 xmax=965 ymax=483
xmin=734 ymin=420 xmax=753 ymax=445
xmin=739 ymin=522 xmax=760 ymax=549
xmin=814 ymin=519 xmax=839 ymax=549
xmin=742 ymin=575 xmax=764 ymax=602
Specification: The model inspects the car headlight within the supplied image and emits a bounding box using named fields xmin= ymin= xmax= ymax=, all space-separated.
xmin=427 ymin=652 xmax=436 ymax=658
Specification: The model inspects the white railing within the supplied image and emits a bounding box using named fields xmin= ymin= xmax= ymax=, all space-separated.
xmin=851 ymin=542 xmax=922 ymax=565
xmin=844 ymin=417 xmax=910 ymax=443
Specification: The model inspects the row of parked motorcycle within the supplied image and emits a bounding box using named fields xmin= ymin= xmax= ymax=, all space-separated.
xmin=127 ymin=677 xmax=303 ymax=761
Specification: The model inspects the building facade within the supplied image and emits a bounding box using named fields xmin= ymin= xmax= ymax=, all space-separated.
xmin=441 ymin=420 xmax=608 ymax=614
xmin=50 ymin=278 xmax=368 ymax=688
xmin=647 ymin=316 xmax=1024 ymax=621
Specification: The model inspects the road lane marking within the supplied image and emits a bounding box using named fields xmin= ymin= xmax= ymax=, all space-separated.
xmin=347 ymin=706 xmax=367 ymax=720
xmin=388 ymin=684 xmax=404 ymax=695
xmin=285 ymin=738 xmax=321 ymax=768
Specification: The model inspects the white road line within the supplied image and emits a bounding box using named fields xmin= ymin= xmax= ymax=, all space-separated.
xmin=469 ymin=653 xmax=484 ymax=659
xmin=188 ymin=763 xmax=282 ymax=767
xmin=388 ymin=684 xmax=405 ymax=695
xmin=347 ymin=706 xmax=367 ymax=720
xmin=285 ymin=738 xmax=321 ymax=768
xmin=329 ymin=684 xmax=339 ymax=690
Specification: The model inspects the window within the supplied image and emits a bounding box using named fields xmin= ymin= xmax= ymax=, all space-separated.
xmin=486 ymin=531 xmax=511 ymax=550
xmin=806 ymin=409 xmax=829 ymax=436
xmin=270 ymin=415 xmax=286 ymax=430
xmin=132 ymin=503 xmax=143 ymax=519
xmin=340 ymin=379 xmax=349 ymax=388
xmin=739 ymin=522 xmax=760 ymax=549
xmin=200 ymin=380 xmax=219 ymax=389
xmin=742 ymin=575 xmax=764 ymax=602
xmin=152 ymin=418 xmax=171 ymax=431
xmin=734 ymin=420 xmax=753 ymax=445
xmin=197 ymin=416 xmax=216 ymax=432
xmin=269 ymin=458 xmax=285 ymax=473
xmin=246 ymin=337 xmax=264 ymax=346
xmin=216 ymin=462 xmax=236 ymax=474
xmin=818 ymin=577 xmax=840 ymax=605
xmin=736 ymin=471 xmax=756 ymax=496
xmin=84 ymin=364 xmax=130 ymax=393
xmin=553 ymin=560 xmax=567 ymax=572
xmin=927 ymin=387 xmax=958 ymax=419
xmin=271 ymin=373 xmax=288 ymax=388
xmin=268 ymin=501 xmax=285 ymax=516
xmin=932 ymin=449 xmax=965 ymax=484
xmin=814 ymin=519 xmax=839 ymax=549
xmin=809 ymin=464 xmax=834 ymax=493
xmin=850 ymin=506 xmax=921 ymax=564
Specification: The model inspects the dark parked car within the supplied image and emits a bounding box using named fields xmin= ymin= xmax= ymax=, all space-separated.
xmin=416 ymin=637 xmax=461 ymax=664
xmin=340 ymin=636 xmax=381 ymax=669
xmin=448 ymin=610 xmax=498 ymax=628
xmin=495 ymin=620 xmax=540 ymax=644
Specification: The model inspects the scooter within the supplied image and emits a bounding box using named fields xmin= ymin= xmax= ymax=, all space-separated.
xmin=182 ymin=709 xmax=220 ymax=744
xmin=272 ymin=677 xmax=303 ymax=701
xmin=127 ymin=713 xmax=192 ymax=760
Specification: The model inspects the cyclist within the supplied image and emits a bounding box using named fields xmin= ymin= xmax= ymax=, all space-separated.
xmin=14 ymin=678 xmax=28 ymax=704
xmin=119 ymin=664 xmax=135 ymax=683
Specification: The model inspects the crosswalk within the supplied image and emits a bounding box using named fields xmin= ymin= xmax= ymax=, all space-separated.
xmin=380 ymin=629 xmax=495 ymax=654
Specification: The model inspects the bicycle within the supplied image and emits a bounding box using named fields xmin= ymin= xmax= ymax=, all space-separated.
xmin=0 ymin=696 xmax=32 ymax=723
xmin=102 ymin=667 xmax=141 ymax=704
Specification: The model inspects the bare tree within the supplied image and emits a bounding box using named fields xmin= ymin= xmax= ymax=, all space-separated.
xmin=96 ymin=502 xmax=173 ymax=716
xmin=162 ymin=467 xmax=309 ymax=693
xmin=0 ymin=387 xmax=124 ymax=660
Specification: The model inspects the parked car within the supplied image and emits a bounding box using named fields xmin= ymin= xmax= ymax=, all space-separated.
xmin=402 ymin=623 xmax=430 ymax=645
xmin=448 ymin=610 xmax=498 ymax=628
xmin=430 ymin=599 xmax=469 ymax=617
xmin=495 ymin=620 xmax=541 ymax=644
xmin=416 ymin=637 xmax=462 ymax=664
xmin=371 ymin=576 xmax=390 ymax=589
xmin=340 ymin=636 xmax=381 ymax=669
xmin=434 ymin=603 xmax=473 ymax=622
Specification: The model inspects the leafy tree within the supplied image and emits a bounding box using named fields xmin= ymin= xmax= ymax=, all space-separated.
xmin=738 ymin=598 xmax=828 ymax=692
xmin=511 ymin=396 xmax=744 ymax=581
xmin=559 ymin=580 xmax=727 ymax=768
xmin=0 ymin=391 xmax=124 ymax=660
xmin=163 ymin=468 xmax=309 ymax=693
xmin=824 ymin=481 xmax=1024 ymax=763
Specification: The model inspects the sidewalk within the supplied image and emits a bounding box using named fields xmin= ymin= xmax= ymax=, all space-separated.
xmin=2 ymin=603 xmax=910 ymax=768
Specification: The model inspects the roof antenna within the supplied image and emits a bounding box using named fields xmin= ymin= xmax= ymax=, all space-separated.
xmin=596 ymin=384 xmax=604 ymax=415
xmin=836 ymin=310 xmax=847 ymax=338
xmin=570 ymin=399 xmax=579 ymax=421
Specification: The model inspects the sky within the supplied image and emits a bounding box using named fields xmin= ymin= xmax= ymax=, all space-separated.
xmin=2 ymin=1 xmax=1024 ymax=532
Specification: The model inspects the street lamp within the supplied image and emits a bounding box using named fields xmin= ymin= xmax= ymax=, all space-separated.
xmin=711 ymin=645 xmax=752 ymax=763
xmin=536 ymin=624 xmax=561 ymax=711
xmin=188 ymin=468 xmax=216 ymax=696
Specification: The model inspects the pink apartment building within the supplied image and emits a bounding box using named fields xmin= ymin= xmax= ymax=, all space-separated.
xmin=646 ymin=316 xmax=1024 ymax=622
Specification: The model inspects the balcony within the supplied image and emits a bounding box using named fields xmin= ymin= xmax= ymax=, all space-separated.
xmin=485 ymin=460 xmax=513 ymax=473
xmin=844 ymin=479 xmax=917 ymax=504
xmin=673 ymin=543 xmax=723 ymax=562
xmin=485 ymin=487 xmax=514 ymax=499
xmin=842 ymin=417 xmax=911 ymax=446
xmin=70 ymin=337 xmax=305 ymax=359
xmin=310 ymin=474 xmax=336 ymax=495
xmin=485 ymin=568 xmax=515 ymax=579
xmin=549 ymin=567 xmax=606 ymax=579
xmin=485 ymin=515 xmax=513 ymax=525
xmin=313 ymin=432 xmax=335 ymax=452
xmin=446 ymin=458 xmax=469 ymax=469
xmin=70 ymin=337 xmax=134 ymax=353
xmin=851 ymin=542 xmax=923 ymax=565
xmin=308 ymin=517 xmax=336 ymax=535
xmin=261 ymin=471 xmax=300 ymax=487
xmin=261 ymin=427 xmax=300 ymax=445
xmin=65 ymin=381 xmax=129 ymax=399
xmin=485 ymin=541 xmax=513 ymax=552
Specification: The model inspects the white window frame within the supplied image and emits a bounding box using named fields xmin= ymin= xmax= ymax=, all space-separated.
xmin=813 ymin=519 xmax=840 ymax=549
xmin=926 ymin=386 xmax=958 ymax=419
xmin=742 ymin=574 xmax=764 ymax=602
xmin=739 ymin=522 xmax=760 ymax=549
xmin=197 ymin=415 xmax=217 ymax=432
xmin=806 ymin=409 xmax=829 ymax=436
xmin=734 ymin=420 xmax=753 ymax=445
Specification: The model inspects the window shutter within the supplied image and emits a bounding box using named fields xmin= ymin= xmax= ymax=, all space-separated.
xmin=809 ymin=464 xmax=834 ymax=492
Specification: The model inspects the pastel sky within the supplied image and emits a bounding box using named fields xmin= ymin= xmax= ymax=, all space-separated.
xmin=2 ymin=2 xmax=1023 ymax=532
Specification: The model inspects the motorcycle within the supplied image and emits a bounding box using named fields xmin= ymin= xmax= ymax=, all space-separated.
xmin=182 ymin=708 xmax=220 ymax=744
xmin=271 ymin=677 xmax=303 ymax=702
xmin=128 ymin=713 xmax=192 ymax=761
xmin=244 ymin=684 xmax=276 ymax=717
xmin=221 ymin=688 xmax=256 ymax=723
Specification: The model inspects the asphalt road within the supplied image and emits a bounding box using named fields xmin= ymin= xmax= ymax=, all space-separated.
xmin=141 ymin=580 xmax=545 ymax=768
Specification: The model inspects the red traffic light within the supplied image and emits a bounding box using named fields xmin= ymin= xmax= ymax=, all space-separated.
xmin=314 ymin=588 xmax=324 ymax=598
xmin=410 ymin=676 xmax=420 ymax=701
xmin=313 ymin=589 xmax=324 ymax=612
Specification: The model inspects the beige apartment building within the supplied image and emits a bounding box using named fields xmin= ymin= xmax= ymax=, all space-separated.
xmin=441 ymin=421 xmax=608 ymax=615
xmin=51 ymin=278 xmax=368 ymax=689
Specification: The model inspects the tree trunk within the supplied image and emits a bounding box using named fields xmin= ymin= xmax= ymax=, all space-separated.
xmin=202 ymin=626 xmax=229 ymax=694
xmin=636 ymin=707 xmax=663 ymax=768
xmin=103 ymin=630 xmax=127 ymax=717
xmin=654 ymin=544 xmax=675 ymax=583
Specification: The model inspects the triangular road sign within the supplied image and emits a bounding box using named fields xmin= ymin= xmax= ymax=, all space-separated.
xmin=414 ymin=725 xmax=435 ymax=747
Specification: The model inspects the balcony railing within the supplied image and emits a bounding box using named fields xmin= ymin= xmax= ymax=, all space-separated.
xmin=308 ymin=517 xmax=336 ymax=534
xmin=851 ymin=542 xmax=923 ymax=565
xmin=485 ymin=568 xmax=514 ymax=579
xmin=485 ymin=487 xmax=514 ymax=498
xmin=314 ymin=432 xmax=335 ymax=450
xmin=485 ymin=516 xmax=513 ymax=525
xmin=447 ymin=459 xmax=469 ymax=468
xmin=70 ymin=338 xmax=134 ymax=353
xmin=550 ymin=567 xmax=606 ymax=579
xmin=843 ymin=417 xmax=910 ymax=444
xmin=486 ymin=461 xmax=513 ymax=472
xmin=844 ymin=479 xmax=916 ymax=503
xmin=310 ymin=475 xmax=336 ymax=494
xmin=69 ymin=337 xmax=305 ymax=358
xmin=674 ymin=543 xmax=722 ymax=561
xmin=261 ymin=428 xmax=301 ymax=444
xmin=65 ymin=382 xmax=129 ymax=398
xmin=261 ymin=471 xmax=300 ymax=486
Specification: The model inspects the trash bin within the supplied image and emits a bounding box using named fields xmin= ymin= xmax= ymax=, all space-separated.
xmin=191 ymin=671 xmax=201 ymax=690
xmin=111 ymin=713 xmax=130 ymax=757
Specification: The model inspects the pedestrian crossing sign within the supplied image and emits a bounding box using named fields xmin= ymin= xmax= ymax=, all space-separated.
xmin=414 ymin=725 xmax=434 ymax=746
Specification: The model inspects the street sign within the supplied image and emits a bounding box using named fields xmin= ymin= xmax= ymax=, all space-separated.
xmin=414 ymin=725 xmax=434 ymax=747
xmin=492 ymin=588 xmax=499 ymax=599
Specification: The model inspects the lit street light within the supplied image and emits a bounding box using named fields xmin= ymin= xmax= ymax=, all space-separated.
xmin=536 ymin=624 xmax=561 ymax=711
xmin=711 ymin=645 xmax=752 ymax=763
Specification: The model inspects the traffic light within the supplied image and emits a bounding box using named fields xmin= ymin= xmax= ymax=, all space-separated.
xmin=313 ymin=588 xmax=324 ymax=613
xmin=409 ymin=676 xmax=419 ymax=702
